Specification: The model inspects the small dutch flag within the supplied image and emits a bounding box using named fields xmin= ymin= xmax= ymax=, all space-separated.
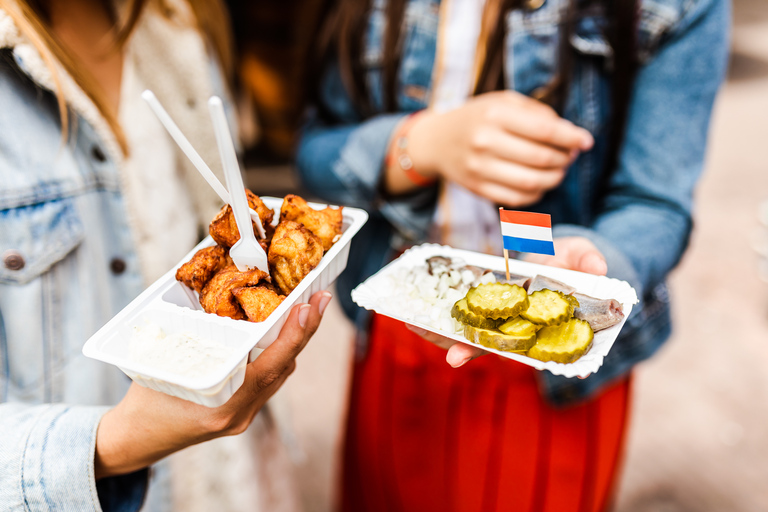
xmin=499 ymin=208 xmax=555 ymax=256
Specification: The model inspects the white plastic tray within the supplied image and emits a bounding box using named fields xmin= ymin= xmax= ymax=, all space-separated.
xmin=83 ymin=197 xmax=368 ymax=406
xmin=351 ymin=243 xmax=638 ymax=378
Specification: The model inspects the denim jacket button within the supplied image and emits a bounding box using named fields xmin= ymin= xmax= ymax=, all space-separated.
xmin=110 ymin=258 xmax=127 ymax=275
xmin=3 ymin=250 xmax=25 ymax=271
xmin=525 ymin=0 xmax=545 ymax=10
xmin=91 ymin=145 xmax=107 ymax=163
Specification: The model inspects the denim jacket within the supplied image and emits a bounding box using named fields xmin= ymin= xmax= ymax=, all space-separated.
xmin=0 ymin=2 xmax=230 ymax=509
xmin=297 ymin=0 xmax=730 ymax=405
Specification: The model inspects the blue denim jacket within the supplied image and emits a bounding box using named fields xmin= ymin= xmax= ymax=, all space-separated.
xmin=297 ymin=0 xmax=730 ymax=405
xmin=0 ymin=4 xmax=230 ymax=507
xmin=0 ymin=49 xmax=154 ymax=511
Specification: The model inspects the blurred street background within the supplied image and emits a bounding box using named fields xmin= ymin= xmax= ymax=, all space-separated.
xmin=244 ymin=0 xmax=768 ymax=509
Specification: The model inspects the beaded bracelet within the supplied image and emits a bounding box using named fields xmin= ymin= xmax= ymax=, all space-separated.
xmin=387 ymin=112 xmax=436 ymax=187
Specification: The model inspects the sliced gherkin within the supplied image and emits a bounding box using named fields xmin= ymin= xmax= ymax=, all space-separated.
xmin=563 ymin=294 xmax=580 ymax=309
xmin=498 ymin=317 xmax=542 ymax=338
xmin=451 ymin=298 xmax=500 ymax=330
xmin=462 ymin=324 xmax=537 ymax=353
xmin=466 ymin=283 xmax=529 ymax=320
xmin=520 ymin=289 xmax=574 ymax=326
xmin=527 ymin=318 xmax=594 ymax=364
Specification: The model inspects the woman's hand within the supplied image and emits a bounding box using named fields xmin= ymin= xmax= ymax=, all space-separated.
xmin=405 ymin=324 xmax=487 ymax=368
xmin=523 ymin=236 xmax=607 ymax=276
xmin=406 ymin=237 xmax=606 ymax=368
xmin=94 ymin=291 xmax=332 ymax=479
xmin=385 ymin=91 xmax=593 ymax=203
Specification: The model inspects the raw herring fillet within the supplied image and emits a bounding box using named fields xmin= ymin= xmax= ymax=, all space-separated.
xmin=526 ymin=275 xmax=575 ymax=294
xmin=526 ymin=275 xmax=624 ymax=332
xmin=572 ymin=293 xmax=624 ymax=332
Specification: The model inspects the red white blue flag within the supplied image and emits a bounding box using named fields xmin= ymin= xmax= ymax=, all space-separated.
xmin=499 ymin=208 xmax=555 ymax=255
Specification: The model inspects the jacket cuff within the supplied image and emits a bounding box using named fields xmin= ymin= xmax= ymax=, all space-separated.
xmin=20 ymin=404 xmax=148 ymax=512
xmin=335 ymin=113 xmax=437 ymax=241
xmin=333 ymin=113 xmax=404 ymax=200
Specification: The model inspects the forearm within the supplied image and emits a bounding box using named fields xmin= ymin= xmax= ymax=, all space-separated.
xmin=94 ymin=383 xmax=213 ymax=479
xmin=0 ymin=402 xmax=147 ymax=511
xmin=297 ymin=113 xmax=436 ymax=241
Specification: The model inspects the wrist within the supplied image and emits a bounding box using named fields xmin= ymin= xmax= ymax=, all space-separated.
xmin=403 ymin=110 xmax=440 ymax=180
xmin=94 ymin=387 xmax=211 ymax=479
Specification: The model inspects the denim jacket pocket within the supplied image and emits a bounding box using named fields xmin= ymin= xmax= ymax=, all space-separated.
xmin=0 ymin=199 xmax=84 ymax=285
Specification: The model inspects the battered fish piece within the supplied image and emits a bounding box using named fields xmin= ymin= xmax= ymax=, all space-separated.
xmin=210 ymin=189 xmax=275 ymax=248
xmin=175 ymin=245 xmax=229 ymax=293
xmin=233 ymin=285 xmax=285 ymax=322
xmin=268 ymin=220 xmax=323 ymax=294
xmin=280 ymin=194 xmax=343 ymax=252
xmin=199 ymin=265 xmax=269 ymax=320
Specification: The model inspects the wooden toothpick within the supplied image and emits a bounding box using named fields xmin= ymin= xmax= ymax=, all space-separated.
xmin=503 ymin=248 xmax=510 ymax=282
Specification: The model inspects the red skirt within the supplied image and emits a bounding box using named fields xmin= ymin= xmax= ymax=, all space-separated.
xmin=341 ymin=314 xmax=632 ymax=512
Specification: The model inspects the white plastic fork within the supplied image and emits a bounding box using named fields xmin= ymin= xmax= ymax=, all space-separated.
xmin=208 ymin=96 xmax=270 ymax=274
xmin=141 ymin=90 xmax=266 ymax=239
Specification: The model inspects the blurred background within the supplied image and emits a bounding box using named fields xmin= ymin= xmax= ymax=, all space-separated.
xmin=233 ymin=0 xmax=768 ymax=510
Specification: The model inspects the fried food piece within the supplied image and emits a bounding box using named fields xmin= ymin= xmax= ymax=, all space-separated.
xmin=268 ymin=220 xmax=323 ymax=295
xmin=280 ymin=194 xmax=343 ymax=252
xmin=199 ymin=265 xmax=269 ymax=320
xmin=209 ymin=189 xmax=275 ymax=249
xmin=175 ymin=245 xmax=229 ymax=293
xmin=233 ymin=285 xmax=285 ymax=322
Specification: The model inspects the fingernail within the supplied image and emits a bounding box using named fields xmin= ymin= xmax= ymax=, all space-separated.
xmin=318 ymin=292 xmax=332 ymax=316
xmin=451 ymin=356 xmax=471 ymax=368
xmin=405 ymin=324 xmax=427 ymax=336
xmin=298 ymin=304 xmax=310 ymax=328
xmin=581 ymin=132 xmax=594 ymax=151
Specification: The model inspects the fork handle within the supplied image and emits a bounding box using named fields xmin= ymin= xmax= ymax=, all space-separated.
xmin=209 ymin=97 xmax=258 ymax=246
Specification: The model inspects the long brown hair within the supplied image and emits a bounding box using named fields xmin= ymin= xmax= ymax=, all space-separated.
xmin=312 ymin=0 xmax=639 ymax=175
xmin=0 ymin=0 xmax=233 ymax=155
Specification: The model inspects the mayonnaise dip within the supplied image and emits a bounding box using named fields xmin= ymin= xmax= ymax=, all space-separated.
xmin=129 ymin=322 xmax=235 ymax=379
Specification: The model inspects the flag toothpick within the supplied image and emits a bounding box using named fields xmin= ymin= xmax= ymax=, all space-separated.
xmin=503 ymin=248 xmax=511 ymax=282
xmin=498 ymin=208 xmax=555 ymax=268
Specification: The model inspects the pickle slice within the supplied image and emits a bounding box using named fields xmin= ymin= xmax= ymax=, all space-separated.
xmin=451 ymin=298 xmax=500 ymax=330
xmin=527 ymin=318 xmax=594 ymax=364
xmin=466 ymin=283 xmax=529 ymax=320
xmin=463 ymin=324 xmax=537 ymax=353
xmin=563 ymin=294 xmax=580 ymax=309
xmin=520 ymin=289 xmax=574 ymax=326
xmin=498 ymin=317 xmax=541 ymax=338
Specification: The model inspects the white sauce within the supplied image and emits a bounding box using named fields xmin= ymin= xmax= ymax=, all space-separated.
xmin=129 ymin=322 xmax=234 ymax=379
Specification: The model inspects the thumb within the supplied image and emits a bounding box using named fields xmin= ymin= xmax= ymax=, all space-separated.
xmin=249 ymin=303 xmax=309 ymax=378
xmin=577 ymin=250 xmax=607 ymax=276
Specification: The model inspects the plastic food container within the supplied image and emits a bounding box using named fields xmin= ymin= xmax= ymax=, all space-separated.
xmin=351 ymin=243 xmax=639 ymax=378
xmin=83 ymin=197 xmax=368 ymax=407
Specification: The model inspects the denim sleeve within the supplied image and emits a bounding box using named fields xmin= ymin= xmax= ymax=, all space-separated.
xmin=569 ymin=0 xmax=729 ymax=300
xmin=0 ymin=403 xmax=148 ymax=512
xmin=296 ymin=112 xmax=438 ymax=242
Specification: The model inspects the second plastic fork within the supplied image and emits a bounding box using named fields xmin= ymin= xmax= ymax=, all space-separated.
xmin=208 ymin=96 xmax=269 ymax=274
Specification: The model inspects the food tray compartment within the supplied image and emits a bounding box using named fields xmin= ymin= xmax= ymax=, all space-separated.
xmin=83 ymin=197 xmax=368 ymax=406
xmin=351 ymin=243 xmax=638 ymax=378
